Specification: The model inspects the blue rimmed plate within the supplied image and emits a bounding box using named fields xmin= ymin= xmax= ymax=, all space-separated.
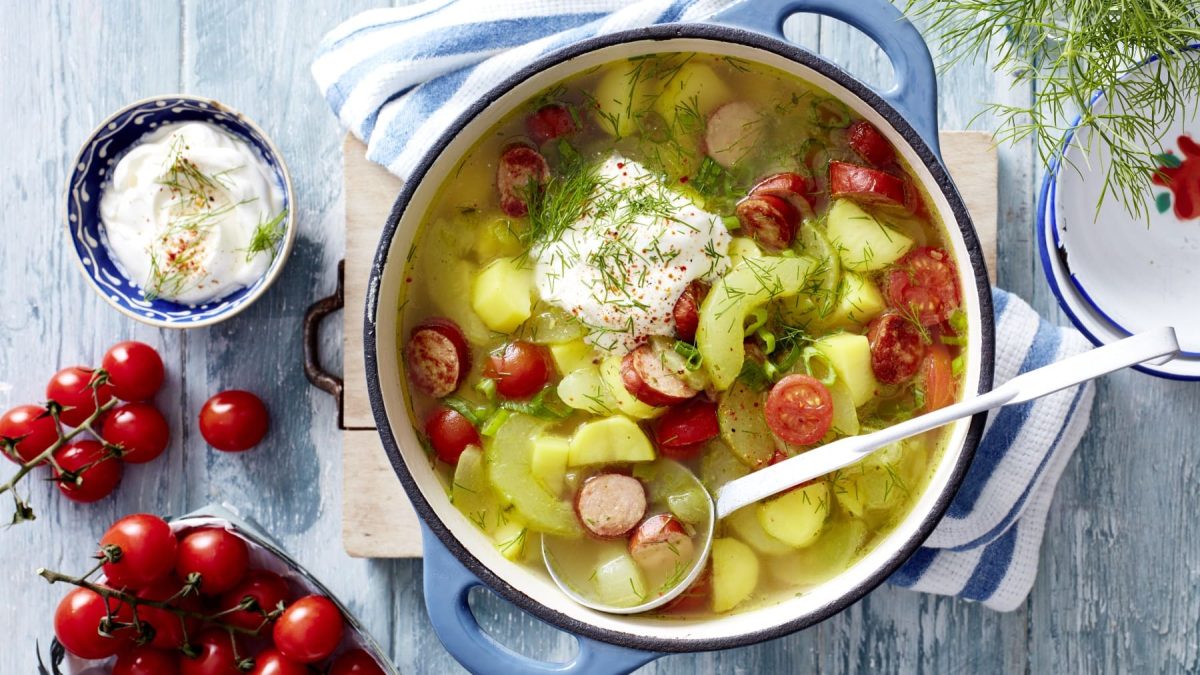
xmin=1038 ymin=47 xmax=1200 ymax=380
xmin=66 ymin=95 xmax=296 ymax=328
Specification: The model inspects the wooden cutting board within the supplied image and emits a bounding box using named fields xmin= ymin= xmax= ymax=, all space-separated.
xmin=340 ymin=132 xmax=999 ymax=558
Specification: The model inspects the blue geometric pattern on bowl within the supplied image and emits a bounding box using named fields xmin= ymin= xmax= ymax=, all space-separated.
xmin=66 ymin=96 xmax=292 ymax=327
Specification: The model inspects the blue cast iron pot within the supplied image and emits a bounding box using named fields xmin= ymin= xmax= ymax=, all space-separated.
xmin=364 ymin=0 xmax=995 ymax=672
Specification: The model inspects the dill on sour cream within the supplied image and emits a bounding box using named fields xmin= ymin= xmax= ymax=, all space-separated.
xmin=99 ymin=122 xmax=286 ymax=305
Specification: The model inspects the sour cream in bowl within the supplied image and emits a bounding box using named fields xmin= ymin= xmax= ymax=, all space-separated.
xmin=67 ymin=96 xmax=295 ymax=328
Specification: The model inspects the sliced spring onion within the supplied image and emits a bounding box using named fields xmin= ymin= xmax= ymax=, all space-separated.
xmin=673 ymin=340 xmax=704 ymax=371
xmin=744 ymin=307 xmax=769 ymax=336
xmin=757 ymin=327 xmax=777 ymax=355
xmin=480 ymin=409 xmax=511 ymax=437
xmin=951 ymin=354 xmax=965 ymax=378
xmin=722 ymin=215 xmax=741 ymax=230
xmin=948 ymin=308 xmax=968 ymax=335
xmin=475 ymin=377 xmax=498 ymax=402
xmin=810 ymin=97 xmax=851 ymax=129
xmin=801 ymin=347 xmax=837 ymax=386
xmin=940 ymin=335 xmax=968 ymax=346
xmin=441 ymin=396 xmax=490 ymax=427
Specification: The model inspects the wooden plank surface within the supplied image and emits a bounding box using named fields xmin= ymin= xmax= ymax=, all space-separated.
xmin=340 ymin=130 xmax=997 ymax=559
xmin=2 ymin=3 xmax=1200 ymax=674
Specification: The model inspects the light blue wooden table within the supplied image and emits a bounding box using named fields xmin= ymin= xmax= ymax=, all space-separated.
xmin=3 ymin=2 xmax=1199 ymax=673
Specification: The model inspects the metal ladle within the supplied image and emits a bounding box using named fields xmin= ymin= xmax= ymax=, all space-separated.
xmin=545 ymin=327 xmax=1180 ymax=614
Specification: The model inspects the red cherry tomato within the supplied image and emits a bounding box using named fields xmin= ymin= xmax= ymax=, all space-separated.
xmin=46 ymin=366 xmax=115 ymax=427
xmin=100 ymin=514 xmax=178 ymax=589
xmin=331 ymin=649 xmax=388 ymax=675
xmin=765 ymin=374 xmax=834 ymax=445
xmin=424 ymin=406 xmax=481 ymax=465
xmin=250 ymin=648 xmax=308 ymax=675
xmin=526 ymin=104 xmax=579 ymax=145
xmin=0 ymin=404 xmax=59 ymax=465
xmin=653 ymin=398 xmax=719 ymax=460
xmin=484 ymin=342 xmax=552 ymax=399
xmin=114 ymin=577 xmax=201 ymax=650
xmin=272 ymin=595 xmax=345 ymax=664
xmin=114 ymin=646 xmax=181 ymax=675
xmin=103 ymin=341 xmax=165 ymax=401
xmin=176 ymin=527 xmax=250 ymax=595
xmin=53 ymin=587 xmax=129 ymax=659
xmin=101 ymin=402 xmax=170 ymax=464
xmin=180 ymin=628 xmax=244 ymax=675
xmin=883 ymin=247 xmax=961 ymax=326
xmin=217 ymin=569 xmax=292 ymax=631
xmin=53 ymin=440 xmax=122 ymax=503
xmin=921 ymin=343 xmax=956 ymax=413
xmin=199 ymin=390 xmax=269 ymax=452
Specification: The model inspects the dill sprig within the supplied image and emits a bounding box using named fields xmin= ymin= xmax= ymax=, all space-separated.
xmin=244 ymin=209 xmax=288 ymax=262
xmin=906 ymin=0 xmax=1200 ymax=221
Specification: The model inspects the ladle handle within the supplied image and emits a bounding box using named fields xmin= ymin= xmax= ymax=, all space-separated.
xmin=715 ymin=327 xmax=1179 ymax=519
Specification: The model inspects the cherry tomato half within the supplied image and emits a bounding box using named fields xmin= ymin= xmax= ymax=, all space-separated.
xmin=176 ymin=527 xmax=250 ymax=595
xmin=53 ymin=587 xmax=129 ymax=659
xmin=331 ymin=649 xmax=388 ymax=675
xmin=103 ymin=341 xmax=165 ymax=401
xmin=100 ymin=514 xmax=178 ymax=589
xmin=425 ymin=406 xmax=481 ymax=465
xmin=484 ymin=342 xmax=552 ymax=399
xmin=921 ymin=343 xmax=956 ymax=413
xmin=199 ymin=390 xmax=269 ymax=452
xmin=101 ymin=402 xmax=170 ymax=464
xmin=883 ymin=247 xmax=961 ymax=327
xmin=0 ymin=404 xmax=59 ymax=464
xmin=46 ymin=366 xmax=115 ymax=427
xmin=249 ymin=648 xmax=307 ymax=675
xmin=53 ymin=440 xmax=122 ymax=503
xmin=765 ymin=374 xmax=834 ymax=445
xmin=180 ymin=627 xmax=244 ymax=675
xmin=652 ymin=398 xmax=719 ymax=460
xmin=114 ymin=646 xmax=181 ymax=675
xmin=273 ymin=595 xmax=344 ymax=664
xmin=217 ymin=569 xmax=291 ymax=631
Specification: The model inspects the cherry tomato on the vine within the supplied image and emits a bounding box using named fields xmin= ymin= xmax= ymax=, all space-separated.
xmin=100 ymin=513 xmax=178 ymax=589
xmin=114 ymin=645 xmax=181 ymax=675
xmin=46 ymin=366 xmax=115 ymax=427
xmin=180 ymin=627 xmax=245 ymax=675
xmin=331 ymin=649 xmax=388 ymax=675
xmin=272 ymin=594 xmax=345 ymax=664
xmin=249 ymin=648 xmax=308 ymax=675
xmin=0 ymin=404 xmax=59 ymax=464
xmin=115 ymin=577 xmax=202 ymax=650
xmin=53 ymin=587 xmax=130 ymax=659
xmin=101 ymin=402 xmax=170 ymax=464
xmin=176 ymin=527 xmax=250 ymax=595
xmin=52 ymin=440 xmax=122 ymax=503
xmin=217 ymin=569 xmax=291 ymax=631
xmin=102 ymin=341 xmax=165 ymax=402
xmin=199 ymin=390 xmax=269 ymax=452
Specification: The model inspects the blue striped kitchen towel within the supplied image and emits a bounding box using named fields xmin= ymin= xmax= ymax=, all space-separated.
xmin=312 ymin=2 xmax=1096 ymax=611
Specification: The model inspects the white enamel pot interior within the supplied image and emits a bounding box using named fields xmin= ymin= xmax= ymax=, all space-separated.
xmin=365 ymin=27 xmax=994 ymax=653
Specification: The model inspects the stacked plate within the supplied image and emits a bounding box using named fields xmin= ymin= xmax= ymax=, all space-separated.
xmin=1038 ymin=47 xmax=1200 ymax=380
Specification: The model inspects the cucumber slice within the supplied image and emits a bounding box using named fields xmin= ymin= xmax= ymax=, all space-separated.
xmin=420 ymin=250 xmax=491 ymax=344
xmin=767 ymin=518 xmax=868 ymax=586
xmin=698 ymin=256 xmax=819 ymax=390
xmin=451 ymin=447 xmax=503 ymax=533
xmin=557 ymin=366 xmax=617 ymax=415
xmin=826 ymin=199 xmax=913 ymax=272
xmin=832 ymin=440 xmax=917 ymax=518
xmin=779 ymin=224 xmax=842 ymax=322
xmin=717 ymin=378 xmax=777 ymax=469
xmin=485 ymin=414 xmax=582 ymax=537
xmin=711 ymin=538 xmax=759 ymax=613
xmin=592 ymin=552 xmax=649 ymax=608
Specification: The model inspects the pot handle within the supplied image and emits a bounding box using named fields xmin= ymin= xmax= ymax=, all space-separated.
xmin=421 ymin=526 xmax=663 ymax=674
xmin=303 ymin=260 xmax=345 ymax=428
xmin=709 ymin=0 xmax=941 ymax=156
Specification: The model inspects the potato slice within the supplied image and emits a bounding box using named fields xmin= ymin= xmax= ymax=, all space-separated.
xmin=711 ymin=538 xmax=759 ymax=613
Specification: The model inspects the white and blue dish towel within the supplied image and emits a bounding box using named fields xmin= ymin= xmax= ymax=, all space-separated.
xmin=312 ymin=0 xmax=1096 ymax=612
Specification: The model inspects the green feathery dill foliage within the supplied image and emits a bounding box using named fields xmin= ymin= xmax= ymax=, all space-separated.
xmin=906 ymin=0 xmax=1200 ymax=221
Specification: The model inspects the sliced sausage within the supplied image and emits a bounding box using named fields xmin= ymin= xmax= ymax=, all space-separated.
xmin=621 ymin=343 xmax=698 ymax=407
xmin=653 ymin=398 xmax=719 ymax=460
xmin=525 ymin=104 xmax=578 ymax=146
xmin=497 ymin=144 xmax=550 ymax=217
xmin=846 ymin=120 xmax=896 ymax=167
xmin=406 ymin=318 xmax=470 ymax=398
xmin=749 ymin=172 xmax=816 ymax=222
xmin=867 ymin=312 xmax=926 ymax=385
xmin=628 ymin=514 xmax=694 ymax=573
xmin=574 ymin=473 xmax=647 ymax=539
xmin=672 ymin=281 xmax=708 ymax=342
xmin=734 ymin=194 xmax=799 ymax=251
xmin=704 ymin=102 xmax=763 ymax=169
xmin=828 ymin=161 xmax=906 ymax=208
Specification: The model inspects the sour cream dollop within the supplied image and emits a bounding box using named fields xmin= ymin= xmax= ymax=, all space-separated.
xmin=533 ymin=156 xmax=731 ymax=353
xmin=99 ymin=122 xmax=286 ymax=305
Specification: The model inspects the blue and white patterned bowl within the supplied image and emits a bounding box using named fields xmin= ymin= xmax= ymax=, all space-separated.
xmin=66 ymin=95 xmax=296 ymax=328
